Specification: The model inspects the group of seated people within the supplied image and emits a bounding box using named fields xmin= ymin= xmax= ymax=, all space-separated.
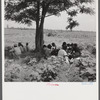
xmin=6 ymin=41 xmax=81 ymax=63
xmin=42 ymin=42 xmax=81 ymax=64
xmin=8 ymin=42 xmax=30 ymax=58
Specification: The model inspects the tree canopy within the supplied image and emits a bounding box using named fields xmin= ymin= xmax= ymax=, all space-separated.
xmin=5 ymin=0 xmax=94 ymax=25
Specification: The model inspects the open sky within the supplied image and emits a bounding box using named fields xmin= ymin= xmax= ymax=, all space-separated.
xmin=4 ymin=1 xmax=96 ymax=31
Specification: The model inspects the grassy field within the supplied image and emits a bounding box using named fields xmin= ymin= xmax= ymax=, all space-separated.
xmin=4 ymin=28 xmax=96 ymax=48
xmin=4 ymin=28 xmax=96 ymax=82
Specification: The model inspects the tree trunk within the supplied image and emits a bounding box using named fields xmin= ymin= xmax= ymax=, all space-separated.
xmin=35 ymin=27 xmax=44 ymax=52
xmin=35 ymin=1 xmax=48 ymax=52
xmin=35 ymin=28 xmax=41 ymax=52
xmin=35 ymin=18 xmax=44 ymax=52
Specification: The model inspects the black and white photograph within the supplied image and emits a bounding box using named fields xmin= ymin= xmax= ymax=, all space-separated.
xmin=4 ymin=0 xmax=97 ymax=82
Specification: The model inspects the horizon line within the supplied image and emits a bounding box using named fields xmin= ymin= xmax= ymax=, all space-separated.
xmin=4 ymin=27 xmax=96 ymax=32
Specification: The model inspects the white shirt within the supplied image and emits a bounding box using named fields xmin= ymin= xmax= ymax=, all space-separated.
xmin=14 ymin=47 xmax=21 ymax=55
xmin=51 ymin=46 xmax=56 ymax=51
xmin=19 ymin=46 xmax=25 ymax=53
xmin=58 ymin=49 xmax=69 ymax=64
xmin=58 ymin=49 xmax=67 ymax=57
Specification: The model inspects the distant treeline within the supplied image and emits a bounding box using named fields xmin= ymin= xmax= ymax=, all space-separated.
xmin=5 ymin=27 xmax=35 ymax=30
xmin=4 ymin=27 xmax=95 ymax=33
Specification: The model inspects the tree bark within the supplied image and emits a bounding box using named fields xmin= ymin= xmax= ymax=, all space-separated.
xmin=35 ymin=23 xmax=44 ymax=52
xmin=35 ymin=1 xmax=41 ymax=52
xmin=35 ymin=15 xmax=45 ymax=52
xmin=35 ymin=27 xmax=41 ymax=52
xmin=35 ymin=1 xmax=48 ymax=52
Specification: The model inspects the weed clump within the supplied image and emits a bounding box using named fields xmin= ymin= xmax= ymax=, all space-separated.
xmin=47 ymin=32 xmax=56 ymax=37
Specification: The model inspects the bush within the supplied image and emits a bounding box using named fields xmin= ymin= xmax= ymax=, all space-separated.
xmin=5 ymin=48 xmax=96 ymax=82
xmin=41 ymin=69 xmax=57 ymax=82
xmin=86 ymin=45 xmax=96 ymax=55
xmin=47 ymin=32 xmax=56 ymax=37
xmin=5 ymin=46 xmax=13 ymax=59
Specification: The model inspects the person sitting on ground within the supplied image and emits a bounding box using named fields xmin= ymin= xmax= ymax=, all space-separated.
xmin=5 ymin=46 xmax=13 ymax=59
xmin=51 ymin=42 xmax=56 ymax=50
xmin=18 ymin=42 xmax=25 ymax=53
xmin=42 ymin=45 xmax=47 ymax=54
xmin=70 ymin=43 xmax=74 ymax=52
xmin=72 ymin=43 xmax=81 ymax=58
xmin=11 ymin=44 xmax=21 ymax=59
xmin=43 ymin=44 xmax=51 ymax=59
xmin=51 ymin=48 xmax=60 ymax=56
xmin=47 ymin=44 xmax=52 ymax=49
xmin=66 ymin=43 xmax=73 ymax=55
xmin=66 ymin=43 xmax=70 ymax=50
xmin=51 ymin=42 xmax=58 ymax=56
xmin=71 ymin=43 xmax=74 ymax=46
xmin=25 ymin=42 xmax=30 ymax=52
xmin=58 ymin=43 xmax=69 ymax=64
xmin=62 ymin=42 xmax=67 ymax=49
